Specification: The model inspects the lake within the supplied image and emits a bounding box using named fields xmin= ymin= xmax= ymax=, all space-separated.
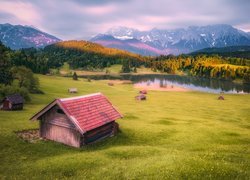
xmin=81 ymin=74 xmax=250 ymax=94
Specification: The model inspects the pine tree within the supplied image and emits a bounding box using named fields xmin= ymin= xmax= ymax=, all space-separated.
xmin=73 ymin=72 xmax=78 ymax=80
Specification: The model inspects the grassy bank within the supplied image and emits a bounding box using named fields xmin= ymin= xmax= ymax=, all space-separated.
xmin=58 ymin=63 xmax=161 ymax=76
xmin=0 ymin=75 xmax=249 ymax=179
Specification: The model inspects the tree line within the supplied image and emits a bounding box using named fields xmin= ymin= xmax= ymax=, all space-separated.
xmin=149 ymin=55 xmax=250 ymax=83
xmin=0 ymin=42 xmax=42 ymax=101
xmin=1 ymin=40 xmax=249 ymax=86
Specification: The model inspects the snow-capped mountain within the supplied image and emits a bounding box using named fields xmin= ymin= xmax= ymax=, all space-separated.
xmin=90 ymin=34 xmax=167 ymax=56
xmin=94 ymin=24 xmax=250 ymax=55
xmin=0 ymin=23 xmax=61 ymax=49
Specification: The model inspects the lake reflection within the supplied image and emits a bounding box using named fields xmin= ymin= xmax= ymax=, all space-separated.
xmin=129 ymin=75 xmax=250 ymax=94
xmin=81 ymin=74 xmax=250 ymax=94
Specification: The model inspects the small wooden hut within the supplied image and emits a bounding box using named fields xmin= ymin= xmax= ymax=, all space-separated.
xmin=135 ymin=94 xmax=147 ymax=101
xmin=1 ymin=94 xmax=24 ymax=110
xmin=139 ymin=90 xmax=147 ymax=94
xmin=218 ymin=95 xmax=225 ymax=100
xmin=30 ymin=93 xmax=122 ymax=147
xmin=68 ymin=88 xmax=78 ymax=93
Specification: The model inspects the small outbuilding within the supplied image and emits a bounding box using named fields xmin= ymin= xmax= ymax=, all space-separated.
xmin=139 ymin=90 xmax=147 ymax=94
xmin=1 ymin=94 xmax=24 ymax=110
xmin=30 ymin=93 xmax=122 ymax=147
xmin=135 ymin=94 xmax=147 ymax=101
xmin=218 ymin=95 xmax=225 ymax=100
xmin=68 ymin=88 xmax=78 ymax=93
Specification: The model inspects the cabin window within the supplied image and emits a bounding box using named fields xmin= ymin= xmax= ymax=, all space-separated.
xmin=57 ymin=108 xmax=65 ymax=114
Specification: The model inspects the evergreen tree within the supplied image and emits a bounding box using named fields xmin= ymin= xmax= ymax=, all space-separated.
xmin=73 ymin=72 xmax=78 ymax=80
xmin=121 ymin=60 xmax=131 ymax=73
xmin=133 ymin=67 xmax=137 ymax=73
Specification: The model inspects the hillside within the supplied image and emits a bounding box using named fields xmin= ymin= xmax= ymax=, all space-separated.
xmin=48 ymin=40 xmax=143 ymax=59
xmin=0 ymin=23 xmax=61 ymax=49
xmin=42 ymin=40 xmax=147 ymax=70
xmin=0 ymin=75 xmax=249 ymax=179
xmin=190 ymin=46 xmax=250 ymax=59
xmin=90 ymin=34 xmax=166 ymax=56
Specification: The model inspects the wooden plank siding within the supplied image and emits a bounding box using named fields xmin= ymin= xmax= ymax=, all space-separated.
xmin=83 ymin=122 xmax=115 ymax=145
xmin=35 ymin=102 xmax=119 ymax=147
xmin=41 ymin=122 xmax=81 ymax=147
xmin=40 ymin=105 xmax=81 ymax=147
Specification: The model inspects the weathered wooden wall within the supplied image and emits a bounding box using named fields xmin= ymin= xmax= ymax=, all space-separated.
xmin=12 ymin=103 xmax=23 ymax=110
xmin=1 ymin=101 xmax=23 ymax=110
xmin=39 ymin=104 xmax=118 ymax=147
xmin=83 ymin=122 xmax=115 ymax=145
xmin=40 ymin=105 xmax=81 ymax=147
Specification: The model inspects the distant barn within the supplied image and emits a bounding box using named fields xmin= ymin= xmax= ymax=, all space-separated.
xmin=30 ymin=93 xmax=122 ymax=147
xmin=1 ymin=94 xmax=24 ymax=110
xmin=68 ymin=88 xmax=78 ymax=93
xmin=135 ymin=94 xmax=147 ymax=101
xmin=139 ymin=90 xmax=147 ymax=94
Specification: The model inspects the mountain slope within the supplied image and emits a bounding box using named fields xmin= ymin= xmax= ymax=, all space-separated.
xmin=90 ymin=34 xmax=166 ymax=56
xmin=44 ymin=40 xmax=144 ymax=60
xmin=0 ymin=23 xmax=61 ymax=49
xmin=104 ymin=24 xmax=250 ymax=55
xmin=190 ymin=46 xmax=250 ymax=59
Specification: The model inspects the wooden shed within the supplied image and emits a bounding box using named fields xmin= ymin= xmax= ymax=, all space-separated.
xmin=68 ymin=88 xmax=78 ymax=93
xmin=135 ymin=94 xmax=147 ymax=101
xmin=1 ymin=94 xmax=24 ymax=110
xmin=30 ymin=93 xmax=122 ymax=147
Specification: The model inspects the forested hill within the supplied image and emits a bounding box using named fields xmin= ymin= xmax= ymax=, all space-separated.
xmin=43 ymin=40 xmax=146 ymax=69
xmin=0 ymin=40 xmax=147 ymax=75
xmin=190 ymin=46 xmax=250 ymax=59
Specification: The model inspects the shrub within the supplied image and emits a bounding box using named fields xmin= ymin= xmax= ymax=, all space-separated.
xmin=73 ymin=72 xmax=78 ymax=80
xmin=0 ymin=85 xmax=30 ymax=101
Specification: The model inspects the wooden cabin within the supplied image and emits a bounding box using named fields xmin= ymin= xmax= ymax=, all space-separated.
xmin=30 ymin=93 xmax=122 ymax=147
xmin=218 ymin=95 xmax=225 ymax=100
xmin=135 ymin=94 xmax=147 ymax=101
xmin=68 ymin=88 xmax=78 ymax=93
xmin=139 ymin=90 xmax=147 ymax=94
xmin=1 ymin=94 xmax=24 ymax=110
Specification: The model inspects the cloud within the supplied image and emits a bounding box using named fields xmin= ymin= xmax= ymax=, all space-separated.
xmin=0 ymin=1 xmax=41 ymax=25
xmin=0 ymin=0 xmax=249 ymax=39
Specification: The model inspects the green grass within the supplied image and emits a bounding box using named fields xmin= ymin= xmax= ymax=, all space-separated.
xmin=106 ymin=64 xmax=122 ymax=73
xmin=0 ymin=75 xmax=250 ymax=179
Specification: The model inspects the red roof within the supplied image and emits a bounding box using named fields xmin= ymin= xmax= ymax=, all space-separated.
xmin=30 ymin=93 xmax=122 ymax=133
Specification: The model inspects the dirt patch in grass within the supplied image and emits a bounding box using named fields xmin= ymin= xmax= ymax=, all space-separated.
xmin=15 ymin=129 xmax=41 ymax=143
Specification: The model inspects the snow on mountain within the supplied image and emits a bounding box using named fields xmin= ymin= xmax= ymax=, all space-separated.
xmin=0 ymin=23 xmax=61 ymax=49
xmin=90 ymin=34 xmax=166 ymax=56
xmin=104 ymin=24 xmax=250 ymax=55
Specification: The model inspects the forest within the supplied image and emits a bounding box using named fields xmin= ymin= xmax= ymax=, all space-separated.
xmin=150 ymin=55 xmax=250 ymax=83
xmin=0 ymin=40 xmax=250 ymax=85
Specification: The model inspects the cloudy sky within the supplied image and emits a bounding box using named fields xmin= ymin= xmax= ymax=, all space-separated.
xmin=0 ymin=0 xmax=249 ymax=40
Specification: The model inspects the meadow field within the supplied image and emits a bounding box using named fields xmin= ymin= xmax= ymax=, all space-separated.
xmin=0 ymin=75 xmax=249 ymax=179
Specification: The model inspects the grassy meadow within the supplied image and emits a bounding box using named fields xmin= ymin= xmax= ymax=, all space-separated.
xmin=58 ymin=63 xmax=159 ymax=76
xmin=0 ymin=75 xmax=250 ymax=179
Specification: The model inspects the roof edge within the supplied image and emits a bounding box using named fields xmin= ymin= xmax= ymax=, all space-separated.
xmin=60 ymin=92 xmax=102 ymax=102
xmin=29 ymin=99 xmax=57 ymax=121
xmin=56 ymin=99 xmax=85 ymax=134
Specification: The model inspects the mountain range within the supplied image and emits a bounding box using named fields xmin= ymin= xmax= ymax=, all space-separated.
xmin=0 ymin=23 xmax=61 ymax=49
xmin=91 ymin=24 xmax=250 ymax=55
xmin=1 ymin=23 xmax=250 ymax=56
